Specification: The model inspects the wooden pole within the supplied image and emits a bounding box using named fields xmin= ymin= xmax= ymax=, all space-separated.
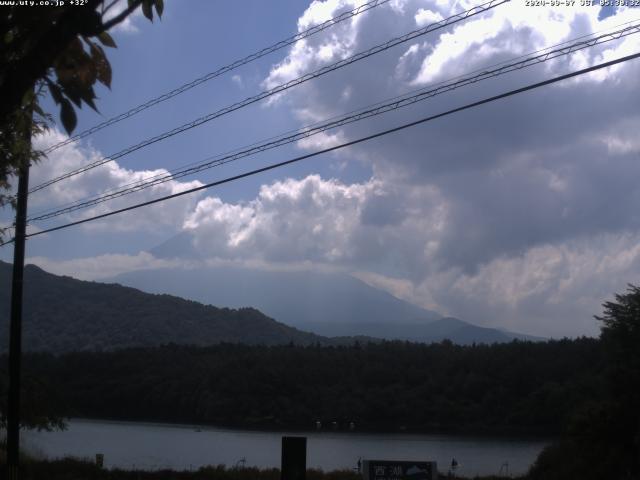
xmin=7 ymin=135 xmax=31 ymax=480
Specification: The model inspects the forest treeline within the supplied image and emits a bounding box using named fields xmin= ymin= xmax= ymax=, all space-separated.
xmin=2 ymin=338 xmax=604 ymax=435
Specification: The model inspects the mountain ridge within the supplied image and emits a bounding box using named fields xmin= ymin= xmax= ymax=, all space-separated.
xmin=0 ymin=260 xmax=542 ymax=352
xmin=0 ymin=260 xmax=331 ymax=353
xmin=110 ymin=260 xmax=543 ymax=344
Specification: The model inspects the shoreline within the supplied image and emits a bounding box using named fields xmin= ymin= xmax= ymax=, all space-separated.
xmin=62 ymin=417 xmax=555 ymax=441
xmin=20 ymin=420 xmax=546 ymax=477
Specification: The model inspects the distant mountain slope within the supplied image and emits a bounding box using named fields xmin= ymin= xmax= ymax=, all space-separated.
xmin=299 ymin=317 xmax=515 ymax=343
xmin=111 ymin=265 xmax=442 ymax=328
xmin=0 ymin=261 xmax=327 ymax=353
xmin=111 ymin=263 xmax=543 ymax=344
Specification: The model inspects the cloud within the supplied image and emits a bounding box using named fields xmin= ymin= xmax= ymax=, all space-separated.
xmin=182 ymin=174 xmax=446 ymax=277
xmin=231 ymin=74 xmax=244 ymax=88
xmin=103 ymin=0 xmax=145 ymax=34
xmin=25 ymin=250 xmax=352 ymax=283
xmin=415 ymin=8 xmax=444 ymax=27
xmin=28 ymin=129 xmax=204 ymax=234
xmin=421 ymin=232 xmax=640 ymax=337
xmin=237 ymin=0 xmax=640 ymax=335
xmin=20 ymin=1 xmax=640 ymax=338
xmin=148 ymin=170 xmax=638 ymax=337
xmin=259 ymin=1 xmax=640 ymax=268
xmin=27 ymin=251 xmax=182 ymax=281
xmin=23 ymin=168 xmax=639 ymax=337
xmin=353 ymin=232 xmax=640 ymax=338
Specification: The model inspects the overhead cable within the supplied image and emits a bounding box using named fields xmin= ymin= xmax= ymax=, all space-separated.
xmin=29 ymin=0 xmax=508 ymax=194
xmin=16 ymin=50 xmax=640 ymax=241
xmin=43 ymin=0 xmax=393 ymax=154
xmin=27 ymin=21 xmax=640 ymax=222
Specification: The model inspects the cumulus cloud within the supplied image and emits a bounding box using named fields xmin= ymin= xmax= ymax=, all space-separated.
xmin=28 ymin=129 xmax=204 ymax=234
xmin=24 ymin=167 xmax=638 ymax=336
xmin=20 ymin=1 xmax=640 ymax=337
xmin=235 ymin=0 xmax=640 ymax=335
xmin=182 ymin=174 xmax=446 ymax=276
xmin=149 ymin=170 xmax=637 ymax=337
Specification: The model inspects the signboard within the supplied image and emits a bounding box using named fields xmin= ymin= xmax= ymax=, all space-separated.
xmin=281 ymin=436 xmax=307 ymax=480
xmin=362 ymin=460 xmax=437 ymax=480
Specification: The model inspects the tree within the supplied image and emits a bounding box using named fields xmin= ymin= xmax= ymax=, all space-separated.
xmin=0 ymin=0 xmax=164 ymax=239
xmin=0 ymin=0 xmax=164 ymax=434
xmin=530 ymin=285 xmax=640 ymax=480
xmin=595 ymin=284 xmax=640 ymax=478
xmin=0 ymin=367 xmax=66 ymax=432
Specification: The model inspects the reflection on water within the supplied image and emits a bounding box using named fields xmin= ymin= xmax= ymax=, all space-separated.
xmin=23 ymin=419 xmax=550 ymax=477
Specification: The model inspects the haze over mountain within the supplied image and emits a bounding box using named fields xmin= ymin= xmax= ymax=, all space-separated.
xmin=107 ymin=233 xmax=543 ymax=344
xmin=0 ymin=254 xmax=540 ymax=351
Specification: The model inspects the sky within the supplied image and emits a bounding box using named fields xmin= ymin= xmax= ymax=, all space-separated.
xmin=2 ymin=0 xmax=640 ymax=337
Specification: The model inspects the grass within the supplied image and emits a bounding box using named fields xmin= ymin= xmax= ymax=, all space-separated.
xmin=0 ymin=457 xmax=525 ymax=480
xmin=0 ymin=439 xmax=523 ymax=480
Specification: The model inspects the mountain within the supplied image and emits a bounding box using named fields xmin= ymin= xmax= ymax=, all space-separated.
xmin=306 ymin=316 xmax=515 ymax=343
xmin=110 ymin=262 xmax=542 ymax=344
xmin=0 ymin=261 xmax=328 ymax=354
xmin=111 ymin=265 xmax=440 ymax=327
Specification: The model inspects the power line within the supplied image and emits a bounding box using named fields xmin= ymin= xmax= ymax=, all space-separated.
xmin=30 ymin=15 xmax=640 ymax=220
xmin=36 ymin=15 xmax=640 ymax=219
xmin=28 ymin=0 xmax=508 ymax=195
xmin=18 ymin=51 xmax=640 ymax=241
xmin=42 ymin=0 xmax=392 ymax=155
xmin=27 ymin=21 xmax=640 ymax=223
xmin=33 ymin=0 xmax=505 ymax=193
xmin=31 ymin=16 xmax=640 ymax=216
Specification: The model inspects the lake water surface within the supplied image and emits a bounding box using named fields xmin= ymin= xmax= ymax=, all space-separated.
xmin=23 ymin=419 xmax=549 ymax=477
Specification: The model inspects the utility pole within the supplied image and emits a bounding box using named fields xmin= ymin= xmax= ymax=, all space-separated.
xmin=6 ymin=119 xmax=31 ymax=480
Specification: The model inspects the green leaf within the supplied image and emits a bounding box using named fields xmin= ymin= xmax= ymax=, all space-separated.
xmin=60 ymin=99 xmax=77 ymax=134
xmin=46 ymin=79 xmax=64 ymax=105
xmin=141 ymin=0 xmax=153 ymax=21
xmin=154 ymin=0 xmax=164 ymax=18
xmin=97 ymin=31 xmax=116 ymax=48
xmin=80 ymin=87 xmax=98 ymax=112
xmin=60 ymin=82 xmax=83 ymax=108
xmin=4 ymin=29 xmax=14 ymax=44
xmin=33 ymin=102 xmax=46 ymax=118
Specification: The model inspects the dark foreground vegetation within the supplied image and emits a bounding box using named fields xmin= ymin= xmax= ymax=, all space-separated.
xmin=4 ymin=337 xmax=602 ymax=435
xmin=6 ymin=458 xmax=348 ymax=480
xmin=2 ymin=286 xmax=639 ymax=479
xmin=3 ymin=457 xmax=514 ymax=480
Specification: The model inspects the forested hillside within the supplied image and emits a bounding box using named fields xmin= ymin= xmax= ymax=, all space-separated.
xmin=0 ymin=261 xmax=327 ymax=353
xmin=6 ymin=338 xmax=604 ymax=435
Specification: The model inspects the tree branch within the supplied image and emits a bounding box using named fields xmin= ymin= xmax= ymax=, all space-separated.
xmin=0 ymin=0 xmax=142 ymax=120
xmin=101 ymin=0 xmax=120 ymax=16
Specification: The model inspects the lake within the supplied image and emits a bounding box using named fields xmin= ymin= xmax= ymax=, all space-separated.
xmin=23 ymin=419 xmax=549 ymax=477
